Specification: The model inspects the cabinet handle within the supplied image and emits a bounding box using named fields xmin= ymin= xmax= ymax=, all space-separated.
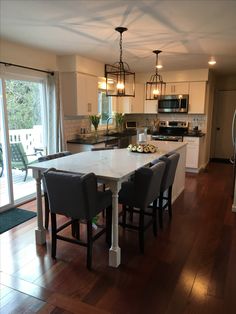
xmin=88 ymin=103 xmax=92 ymax=112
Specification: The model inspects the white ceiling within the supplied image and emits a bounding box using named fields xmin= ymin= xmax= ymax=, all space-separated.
xmin=1 ymin=0 xmax=236 ymax=74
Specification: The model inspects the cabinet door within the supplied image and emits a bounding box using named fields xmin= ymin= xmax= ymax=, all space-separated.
xmin=117 ymin=97 xmax=132 ymax=113
xmin=77 ymin=73 xmax=98 ymax=115
xmin=131 ymin=83 xmax=144 ymax=113
xmin=183 ymin=137 xmax=200 ymax=168
xmin=188 ymin=81 xmax=206 ymax=114
xmin=165 ymin=82 xmax=189 ymax=95
xmin=60 ymin=72 xmax=77 ymax=116
xmin=144 ymin=100 xmax=158 ymax=113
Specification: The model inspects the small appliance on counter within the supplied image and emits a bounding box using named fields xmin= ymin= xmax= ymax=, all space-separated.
xmin=125 ymin=121 xmax=137 ymax=129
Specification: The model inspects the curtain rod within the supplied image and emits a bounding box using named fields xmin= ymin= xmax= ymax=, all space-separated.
xmin=0 ymin=61 xmax=54 ymax=76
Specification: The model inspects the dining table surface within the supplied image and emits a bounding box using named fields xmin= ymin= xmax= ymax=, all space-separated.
xmin=30 ymin=141 xmax=186 ymax=267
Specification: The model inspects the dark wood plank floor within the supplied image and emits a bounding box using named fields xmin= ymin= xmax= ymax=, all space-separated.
xmin=1 ymin=162 xmax=236 ymax=314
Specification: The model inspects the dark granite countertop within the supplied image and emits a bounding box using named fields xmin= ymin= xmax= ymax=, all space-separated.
xmin=67 ymin=136 xmax=121 ymax=145
xmin=183 ymin=132 xmax=205 ymax=137
xmin=67 ymin=129 xmax=137 ymax=145
xmin=151 ymin=131 xmax=205 ymax=138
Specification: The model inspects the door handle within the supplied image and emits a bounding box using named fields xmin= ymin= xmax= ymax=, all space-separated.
xmin=216 ymin=127 xmax=220 ymax=131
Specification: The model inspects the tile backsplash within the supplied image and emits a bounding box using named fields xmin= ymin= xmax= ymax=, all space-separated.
xmin=64 ymin=113 xmax=207 ymax=144
xmin=125 ymin=113 xmax=206 ymax=132
xmin=157 ymin=114 xmax=206 ymax=132
xmin=64 ymin=116 xmax=90 ymax=142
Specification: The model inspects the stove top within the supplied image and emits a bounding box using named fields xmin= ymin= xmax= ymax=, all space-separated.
xmin=152 ymin=134 xmax=183 ymax=142
xmin=155 ymin=120 xmax=189 ymax=137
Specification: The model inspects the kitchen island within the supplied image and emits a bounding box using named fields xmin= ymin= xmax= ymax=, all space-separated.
xmin=30 ymin=141 xmax=186 ymax=268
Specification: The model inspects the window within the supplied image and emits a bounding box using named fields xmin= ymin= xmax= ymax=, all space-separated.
xmin=98 ymin=90 xmax=113 ymax=125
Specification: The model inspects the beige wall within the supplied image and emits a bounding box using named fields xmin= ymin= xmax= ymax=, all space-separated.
xmin=0 ymin=39 xmax=57 ymax=71
xmin=57 ymin=54 xmax=104 ymax=77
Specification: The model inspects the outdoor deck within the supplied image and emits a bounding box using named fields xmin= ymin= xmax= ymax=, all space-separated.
xmin=0 ymin=169 xmax=36 ymax=208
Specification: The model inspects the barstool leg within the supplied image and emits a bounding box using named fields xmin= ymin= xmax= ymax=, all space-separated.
xmin=152 ymin=199 xmax=158 ymax=236
xmin=122 ymin=204 xmax=127 ymax=227
xmin=87 ymin=221 xmax=93 ymax=270
xmin=139 ymin=208 xmax=145 ymax=253
xmin=168 ymin=186 xmax=173 ymax=219
xmin=51 ymin=213 xmax=57 ymax=258
xmin=44 ymin=193 xmax=50 ymax=230
xmin=158 ymin=193 xmax=164 ymax=229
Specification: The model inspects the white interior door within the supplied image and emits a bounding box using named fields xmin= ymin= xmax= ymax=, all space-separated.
xmin=214 ymin=90 xmax=236 ymax=159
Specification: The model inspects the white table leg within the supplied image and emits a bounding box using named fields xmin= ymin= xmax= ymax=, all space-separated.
xmin=32 ymin=169 xmax=46 ymax=244
xmin=109 ymin=181 xmax=121 ymax=267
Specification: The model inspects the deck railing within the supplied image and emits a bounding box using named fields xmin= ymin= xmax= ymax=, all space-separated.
xmin=8 ymin=125 xmax=44 ymax=155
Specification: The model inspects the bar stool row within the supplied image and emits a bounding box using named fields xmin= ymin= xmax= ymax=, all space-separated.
xmin=40 ymin=151 xmax=179 ymax=269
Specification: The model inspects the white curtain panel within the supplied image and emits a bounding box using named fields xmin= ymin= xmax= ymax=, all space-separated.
xmin=46 ymin=72 xmax=64 ymax=154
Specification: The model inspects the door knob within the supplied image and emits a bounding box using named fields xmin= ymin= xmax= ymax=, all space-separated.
xmin=216 ymin=127 xmax=220 ymax=130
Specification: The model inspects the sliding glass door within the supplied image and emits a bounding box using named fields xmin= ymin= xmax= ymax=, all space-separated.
xmin=0 ymin=75 xmax=47 ymax=212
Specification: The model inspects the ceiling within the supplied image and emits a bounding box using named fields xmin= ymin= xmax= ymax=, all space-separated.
xmin=1 ymin=0 xmax=236 ymax=74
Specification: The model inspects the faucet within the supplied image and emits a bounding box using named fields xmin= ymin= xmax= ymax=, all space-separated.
xmin=106 ymin=117 xmax=114 ymax=135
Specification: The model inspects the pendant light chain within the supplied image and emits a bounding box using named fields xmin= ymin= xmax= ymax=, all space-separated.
xmin=119 ymin=31 xmax=123 ymax=64
xmin=105 ymin=26 xmax=135 ymax=97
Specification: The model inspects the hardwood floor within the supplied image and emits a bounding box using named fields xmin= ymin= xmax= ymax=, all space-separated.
xmin=1 ymin=162 xmax=236 ymax=314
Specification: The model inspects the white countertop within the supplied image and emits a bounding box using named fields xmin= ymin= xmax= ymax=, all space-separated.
xmin=30 ymin=141 xmax=187 ymax=181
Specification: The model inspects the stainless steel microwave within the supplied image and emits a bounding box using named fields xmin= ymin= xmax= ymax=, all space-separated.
xmin=158 ymin=94 xmax=189 ymax=113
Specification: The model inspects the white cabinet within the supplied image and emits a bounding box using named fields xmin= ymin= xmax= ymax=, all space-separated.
xmin=61 ymin=72 xmax=98 ymax=116
xmin=188 ymin=81 xmax=206 ymax=114
xmin=183 ymin=136 xmax=205 ymax=172
xmin=165 ymin=82 xmax=189 ymax=95
xmin=144 ymin=100 xmax=158 ymax=113
xmin=117 ymin=83 xmax=144 ymax=113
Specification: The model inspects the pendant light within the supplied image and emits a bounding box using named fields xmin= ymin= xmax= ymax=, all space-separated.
xmin=146 ymin=50 xmax=166 ymax=100
xmin=105 ymin=27 xmax=135 ymax=97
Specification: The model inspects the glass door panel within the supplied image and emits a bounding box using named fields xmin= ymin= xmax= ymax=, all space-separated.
xmin=0 ymin=79 xmax=13 ymax=211
xmin=5 ymin=79 xmax=46 ymax=204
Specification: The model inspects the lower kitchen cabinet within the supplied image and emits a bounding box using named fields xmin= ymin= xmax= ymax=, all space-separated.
xmin=183 ymin=136 xmax=205 ymax=172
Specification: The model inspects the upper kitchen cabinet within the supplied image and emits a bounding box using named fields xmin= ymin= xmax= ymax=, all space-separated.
xmin=144 ymin=100 xmax=157 ymax=113
xmin=61 ymin=72 xmax=98 ymax=116
xmin=117 ymin=83 xmax=144 ymax=113
xmin=165 ymin=82 xmax=189 ymax=95
xmin=188 ymin=81 xmax=206 ymax=114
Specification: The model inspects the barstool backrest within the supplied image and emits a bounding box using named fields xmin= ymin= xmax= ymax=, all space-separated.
xmin=134 ymin=161 xmax=166 ymax=208
xmin=159 ymin=153 xmax=180 ymax=192
xmin=38 ymin=151 xmax=71 ymax=162
xmin=43 ymin=169 xmax=98 ymax=220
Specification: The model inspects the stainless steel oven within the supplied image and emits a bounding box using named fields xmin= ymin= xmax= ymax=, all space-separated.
xmin=151 ymin=120 xmax=188 ymax=142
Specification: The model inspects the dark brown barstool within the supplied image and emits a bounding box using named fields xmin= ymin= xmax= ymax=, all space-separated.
xmin=38 ymin=151 xmax=72 ymax=229
xmin=118 ymin=161 xmax=166 ymax=253
xmin=152 ymin=152 xmax=180 ymax=228
xmin=43 ymin=169 xmax=112 ymax=270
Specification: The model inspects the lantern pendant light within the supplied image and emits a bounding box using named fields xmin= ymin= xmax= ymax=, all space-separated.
xmin=146 ymin=50 xmax=166 ymax=100
xmin=105 ymin=27 xmax=135 ymax=97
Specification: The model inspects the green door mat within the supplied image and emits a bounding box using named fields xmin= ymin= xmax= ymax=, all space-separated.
xmin=0 ymin=208 xmax=36 ymax=234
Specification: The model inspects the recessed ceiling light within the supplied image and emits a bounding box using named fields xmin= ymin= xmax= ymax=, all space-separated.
xmin=208 ymin=58 xmax=216 ymax=65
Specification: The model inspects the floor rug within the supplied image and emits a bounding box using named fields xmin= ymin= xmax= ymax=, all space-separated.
xmin=0 ymin=208 xmax=36 ymax=234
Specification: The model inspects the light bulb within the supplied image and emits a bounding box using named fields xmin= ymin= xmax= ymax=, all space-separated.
xmin=156 ymin=64 xmax=163 ymax=69
xmin=117 ymin=82 xmax=125 ymax=89
xmin=208 ymin=58 xmax=216 ymax=65
xmin=153 ymin=89 xmax=160 ymax=95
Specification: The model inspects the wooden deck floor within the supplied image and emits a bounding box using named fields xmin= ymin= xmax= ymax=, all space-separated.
xmin=0 ymin=162 xmax=236 ymax=314
xmin=0 ymin=169 xmax=35 ymax=208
